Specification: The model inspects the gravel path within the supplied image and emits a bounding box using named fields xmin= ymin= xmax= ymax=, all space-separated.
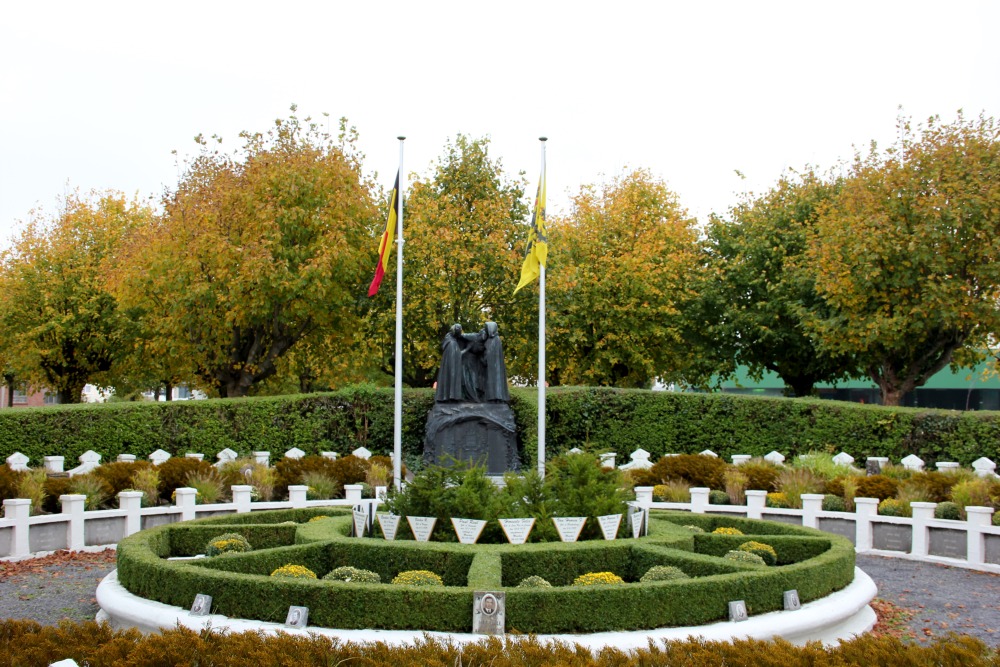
xmin=1 ymin=549 xmax=998 ymax=647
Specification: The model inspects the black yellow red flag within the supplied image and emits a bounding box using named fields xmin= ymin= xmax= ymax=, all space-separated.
xmin=368 ymin=171 xmax=400 ymax=297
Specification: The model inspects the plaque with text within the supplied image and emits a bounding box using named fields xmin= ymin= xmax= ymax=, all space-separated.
xmin=629 ymin=507 xmax=646 ymax=538
xmin=378 ymin=513 xmax=401 ymax=540
xmin=783 ymin=590 xmax=801 ymax=611
xmin=499 ymin=518 xmax=535 ymax=544
xmin=472 ymin=591 xmax=505 ymax=634
xmin=407 ymin=516 xmax=437 ymax=541
xmin=597 ymin=514 xmax=622 ymax=540
xmin=285 ymin=605 xmax=309 ymax=629
xmin=553 ymin=517 xmax=587 ymax=542
xmin=929 ymin=528 xmax=967 ymax=559
xmin=729 ymin=600 xmax=748 ymax=622
xmin=353 ymin=507 xmax=368 ymax=537
xmin=190 ymin=593 xmax=212 ymax=616
xmin=873 ymin=523 xmax=911 ymax=552
xmin=452 ymin=518 xmax=488 ymax=544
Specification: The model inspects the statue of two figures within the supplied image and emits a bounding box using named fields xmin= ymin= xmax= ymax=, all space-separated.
xmin=424 ymin=321 xmax=520 ymax=474
xmin=435 ymin=322 xmax=509 ymax=404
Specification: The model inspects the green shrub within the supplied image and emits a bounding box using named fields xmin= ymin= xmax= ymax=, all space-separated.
xmin=572 ymin=571 xmax=625 ymax=586
xmin=950 ymin=479 xmax=992 ymax=515
xmin=821 ymin=494 xmax=846 ymax=512
xmin=323 ymin=566 xmax=381 ymax=583
xmin=328 ymin=455 xmax=372 ymax=487
xmin=640 ymin=565 xmax=689 ymax=582
xmin=877 ymin=498 xmax=910 ymax=517
xmin=18 ymin=469 xmax=48 ymax=514
xmin=0 ymin=464 xmax=25 ymax=502
xmin=392 ymin=570 xmax=443 ymax=586
xmin=899 ymin=471 xmax=955 ymax=503
xmin=646 ymin=454 xmax=727 ymax=489
xmin=157 ymin=457 xmax=214 ymax=502
xmin=934 ymin=501 xmax=962 ymax=520
xmin=738 ymin=541 xmax=777 ymax=566
xmin=516 ymin=575 xmax=552 ymax=588
xmin=855 ymin=475 xmax=898 ymax=502
xmin=723 ymin=550 xmax=766 ymax=565
xmin=302 ymin=471 xmax=341 ymax=500
xmin=776 ymin=467 xmax=823 ymax=508
xmin=653 ymin=481 xmax=690 ymax=502
xmin=274 ymin=455 xmax=341 ymax=499
xmin=712 ymin=526 xmax=743 ymax=535
xmin=271 ymin=564 xmax=317 ymax=579
xmin=708 ymin=490 xmax=730 ymax=505
xmin=205 ymin=533 xmax=252 ymax=557
xmin=739 ymin=460 xmax=782 ymax=492
xmin=68 ymin=473 xmax=110 ymax=510
xmin=92 ymin=461 xmax=155 ymax=497
xmin=128 ymin=467 xmax=160 ymax=507
xmin=993 ymin=512 xmax=1000 ymax=526
xmin=185 ymin=470 xmax=226 ymax=504
xmin=683 ymin=525 xmax=705 ymax=533
xmin=723 ymin=468 xmax=749 ymax=505
xmin=791 ymin=451 xmax=859 ymax=480
xmin=765 ymin=492 xmax=790 ymax=508
xmin=219 ymin=459 xmax=276 ymax=501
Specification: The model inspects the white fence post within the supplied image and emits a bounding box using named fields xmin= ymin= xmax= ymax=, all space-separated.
xmin=118 ymin=491 xmax=144 ymax=537
xmin=43 ymin=456 xmax=65 ymax=473
xmin=731 ymin=455 xmax=751 ymax=466
xmin=253 ymin=451 xmax=270 ymax=467
xmin=3 ymin=499 xmax=32 ymax=558
xmin=910 ymin=502 xmax=935 ymax=557
xmin=174 ymin=488 xmax=198 ymax=521
xmin=634 ymin=486 xmax=654 ymax=506
xmin=745 ymin=490 xmax=767 ymax=520
xmin=231 ymin=485 xmax=253 ymax=513
xmin=288 ymin=485 xmax=308 ymax=508
xmin=966 ymin=506 xmax=994 ymax=566
xmin=854 ymin=498 xmax=878 ymax=551
xmin=801 ymin=494 xmax=824 ymax=529
xmin=344 ymin=484 xmax=364 ymax=503
xmin=61 ymin=494 xmax=87 ymax=550
xmin=690 ymin=487 xmax=710 ymax=514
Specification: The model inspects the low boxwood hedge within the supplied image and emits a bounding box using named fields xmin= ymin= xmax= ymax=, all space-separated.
xmin=114 ymin=508 xmax=856 ymax=633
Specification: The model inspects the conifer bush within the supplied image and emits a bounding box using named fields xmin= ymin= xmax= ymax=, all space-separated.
xmin=737 ymin=541 xmax=777 ymax=566
xmin=517 ymin=575 xmax=552 ymax=588
xmin=205 ymin=532 xmax=251 ymax=557
xmin=323 ymin=566 xmax=380 ymax=583
xmin=640 ymin=565 xmax=689 ymax=582
xmin=723 ymin=550 xmax=766 ymax=565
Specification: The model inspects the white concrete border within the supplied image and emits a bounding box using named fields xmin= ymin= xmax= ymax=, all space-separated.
xmin=96 ymin=567 xmax=877 ymax=648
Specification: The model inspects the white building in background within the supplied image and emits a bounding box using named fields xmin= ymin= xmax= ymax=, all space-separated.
xmin=81 ymin=384 xmax=207 ymax=403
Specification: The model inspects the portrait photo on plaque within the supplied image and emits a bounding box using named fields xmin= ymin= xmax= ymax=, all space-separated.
xmin=728 ymin=600 xmax=749 ymax=622
xmin=285 ymin=605 xmax=309 ymax=628
xmin=472 ymin=591 xmax=505 ymax=634
xmin=783 ymin=589 xmax=801 ymax=610
xmin=190 ymin=593 xmax=212 ymax=616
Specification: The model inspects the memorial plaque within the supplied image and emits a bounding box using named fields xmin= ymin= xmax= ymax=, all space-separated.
xmin=353 ymin=507 xmax=368 ymax=537
xmin=783 ymin=590 xmax=801 ymax=611
xmin=378 ymin=513 xmax=401 ymax=540
xmin=818 ymin=518 xmax=856 ymax=544
xmin=928 ymin=528 xmax=967 ymax=559
xmin=472 ymin=591 xmax=505 ymax=634
xmin=984 ymin=535 xmax=1000 ymax=565
xmin=729 ymin=600 xmax=749 ymax=622
xmin=285 ymin=606 xmax=309 ymax=629
xmin=629 ymin=507 xmax=646 ymax=538
xmin=407 ymin=516 xmax=437 ymax=542
xmin=499 ymin=518 xmax=535 ymax=544
xmin=872 ymin=523 xmax=912 ymax=552
xmin=553 ymin=517 xmax=587 ymax=542
xmin=865 ymin=459 xmax=883 ymax=476
xmin=190 ymin=593 xmax=212 ymax=616
xmin=452 ymin=518 xmax=487 ymax=544
xmin=598 ymin=514 xmax=622 ymax=540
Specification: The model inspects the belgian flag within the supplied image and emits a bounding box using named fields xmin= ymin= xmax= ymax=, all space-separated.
xmin=367 ymin=170 xmax=400 ymax=297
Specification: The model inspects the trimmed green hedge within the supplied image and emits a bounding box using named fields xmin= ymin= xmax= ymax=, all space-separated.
xmin=3 ymin=386 xmax=999 ymax=467
xmin=115 ymin=508 xmax=856 ymax=633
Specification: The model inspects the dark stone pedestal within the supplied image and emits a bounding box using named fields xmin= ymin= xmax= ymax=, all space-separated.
xmin=424 ymin=402 xmax=520 ymax=474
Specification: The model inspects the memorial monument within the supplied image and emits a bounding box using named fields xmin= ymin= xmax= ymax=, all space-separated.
xmin=424 ymin=321 xmax=520 ymax=474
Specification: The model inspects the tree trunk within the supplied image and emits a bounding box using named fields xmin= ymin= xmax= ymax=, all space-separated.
xmin=58 ymin=380 xmax=86 ymax=404
xmin=164 ymin=381 xmax=174 ymax=401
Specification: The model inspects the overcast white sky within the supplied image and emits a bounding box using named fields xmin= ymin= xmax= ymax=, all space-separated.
xmin=2 ymin=1 xmax=998 ymax=247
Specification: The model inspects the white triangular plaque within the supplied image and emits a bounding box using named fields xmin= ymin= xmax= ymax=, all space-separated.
xmin=630 ymin=508 xmax=645 ymax=538
xmin=377 ymin=513 xmax=401 ymax=540
xmin=407 ymin=516 xmax=437 ymax=542
xmin=552 ymin=517 xmax=587 ymax=542
xmin=598 ymin=514 xmax=622 ymax=540
xmin=353 ymin=507 xmax=368 ymax=537
xmin=499 ymin=518 xmax=535 ymax=544
xmin=451 ymin=518 xmax=487 ymax=544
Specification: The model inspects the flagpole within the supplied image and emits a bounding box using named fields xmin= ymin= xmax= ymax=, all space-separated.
xmin=537 ymin=137 xmax=547 ymax=479
xmin=393 ymin=136 xmax=405 ymax=491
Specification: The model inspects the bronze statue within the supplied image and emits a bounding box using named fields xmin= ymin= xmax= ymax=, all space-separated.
xmin=434 ymin=321 xmax=508 ymax=404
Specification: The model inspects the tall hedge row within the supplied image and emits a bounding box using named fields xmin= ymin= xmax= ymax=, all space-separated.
xmin=2 ymin=386 xmax=999 ymax=467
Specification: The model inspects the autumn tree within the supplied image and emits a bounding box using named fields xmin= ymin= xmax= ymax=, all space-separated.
xmin=366 ymin=135 xmax=530 ymax=387
xmin=545 ymin=169 xmax=701 ymax=388
xmin=801 ymin=112 xmax=1000 ymax=406
xmin=0 ymin=192 xmax=153 ymax=403
xmin=693 ymin=169 xmax=860 ymax=396
xmin=111 ymin=109 xmax=380 ymax=398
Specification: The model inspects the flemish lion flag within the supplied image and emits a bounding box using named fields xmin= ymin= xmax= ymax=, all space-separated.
xmin=368 ymin=171 xmax=400 ymax=297
xmin=514 ymin=166 xmax=547 ymax=294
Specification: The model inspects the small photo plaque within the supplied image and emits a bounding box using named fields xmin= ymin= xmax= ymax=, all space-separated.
xmin=783 ymin=589 xmax=801 ymax=611
xmin=285 ymin=605 xmax=309 ymax=629
xmin=190 ymin=593 xmax=212 ymax=616
xmin=729 ymin=600 xmax=748 ymax=622
xmin=472 ymin=591 xmax=505 ymax=634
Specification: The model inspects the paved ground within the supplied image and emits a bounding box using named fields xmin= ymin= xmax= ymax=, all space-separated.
xmin=1 ymin=549 xmax=998 ymax=647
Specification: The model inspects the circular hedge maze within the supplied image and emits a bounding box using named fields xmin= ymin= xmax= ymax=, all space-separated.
xmin=114 ymin=508 xmax=856 ymax=633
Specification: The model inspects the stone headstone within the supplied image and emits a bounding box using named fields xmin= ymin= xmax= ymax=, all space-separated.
xmin=284 ymin=447 xmax=305 ymax=460
xmin=729 ymin=600 xmax=749 ymax=622
xmin=149 ymin=449 xmax=171 ymax=465
xmin=117 ymin=454 xmax=136 ymax=463
xmin=190 ymin=593 xmax=212 ymax=616
xmin=973 ymin=457 xmax=997 ymax=477
xmin=553 ymin=516 xmax=587 ymax=542
xmin=472 ymin=591 xmax=505 ymax=634
xmin=832 ymin=452 xmax=855 ymax=466
xmin=285 ymin=605 xmax=309 ymax=629
xmin=865 ymin=458 xmax=883 ymax=475
xmin=597 ymin=514 xmax=622 ymax=540
xmin=216 ymin=448 xmax=238 ymax=466
xmin=599 ymin=452 xmax=616 ymax=468
xmin=451 ymin=518 xmax=487 ymax=544
xmin=378 ymin=513 xmax=401 ymax=540
xmin=69 ymin=450 xmax=102 ymax=476
xmin=629 ymin=507 xmax=646 ymax=538
xmin=499 ymin=518 xmax=535 ymax=544
xmin=936 ymin=462 xmax=960 ymax=472
xmin=320 ymin=451 xmax=338 ymax=460
xmin=424 ymin=403 xmax=519 ymax=474
xmin=901 ymin=454 xmax=924 ymax=471
xmin=764 ymin=451 xmax=785 ymax=465
xmin=407 ymin=516 xmax=437 ymax=542
xmin=353 ymin=507 xmax=368 ymax=537
xmin=700 ymin=449 xmax=718 ymax=458
xmin=352 ymin=446 xmax=372 ymax=460
xmin=783 ymin=590 xmax=801 ymax=611
xmin=619 ymin=448 xmax=652 ymax=470
xmin=185 ymin=453 xmax=204 ymax=461
xmin=568 ymin=447 xmax=583 ymax=455
xmin=253 ymin=451 xmax=271 ymax=466
xmin=731 ymin=455 xmax=751 ymax=466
